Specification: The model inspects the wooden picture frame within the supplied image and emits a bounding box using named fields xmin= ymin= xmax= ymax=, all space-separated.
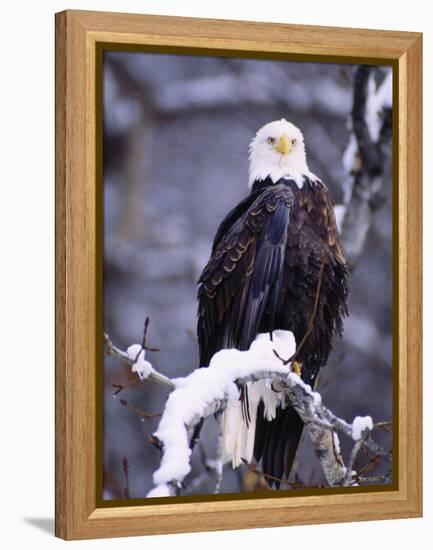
xmin=55 ymin=9 xmax=422 ymax=540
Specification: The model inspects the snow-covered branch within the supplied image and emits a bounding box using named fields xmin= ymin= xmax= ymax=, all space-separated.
xmin=105 ymin=329 xmax=391 ymax=496
xmin=104 ymin=332 xmax=175 ymax=389
xmin=337 ymin=66 xmax=392 ymax=265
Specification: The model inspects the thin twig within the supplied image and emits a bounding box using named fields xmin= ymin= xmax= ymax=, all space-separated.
xmin=119 ymin=398 xmax=162 ymax=420
xmin=243 ymin=462 xmax=309 ymax=490
xmin=139 ymin=316 xmax=161 ymax=353
xmin=358 ymin=472 xmax=392 ymax=484
xmin=357 ymin=455 xmax=380 ymax=477
xmin=122 ymin=457 xmax=130 ymax=499
xmin=373 ymin=421 xmax=393 ymax=434
xmin=112 ymin=378 xmax=141 ymax=396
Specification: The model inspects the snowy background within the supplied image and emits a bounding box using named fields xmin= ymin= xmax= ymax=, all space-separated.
xmin=103 ymin=51 xmax=393 ymax=500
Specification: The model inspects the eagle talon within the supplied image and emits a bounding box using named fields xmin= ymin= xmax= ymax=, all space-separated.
xmin=292 ymin=361 xmax=302 ymax=376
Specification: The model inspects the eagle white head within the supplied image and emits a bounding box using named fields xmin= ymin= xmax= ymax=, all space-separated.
xmin=248 ymin=119 xmax=313 ymax=189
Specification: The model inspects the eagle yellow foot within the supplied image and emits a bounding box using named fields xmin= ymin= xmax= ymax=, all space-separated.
xmin=292 ymin=361 xmax=302 ymax=376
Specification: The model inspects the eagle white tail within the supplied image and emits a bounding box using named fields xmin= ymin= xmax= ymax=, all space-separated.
xmin=222 ymin=379 xmax=285 ymax=467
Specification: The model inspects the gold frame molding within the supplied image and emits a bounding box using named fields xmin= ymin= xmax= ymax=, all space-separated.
xmin=55 ymin=9 xmax=422 ymax=540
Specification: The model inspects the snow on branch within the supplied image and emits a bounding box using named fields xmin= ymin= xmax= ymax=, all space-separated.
xmin=104 ymin=330 xmax=175 ymax=389
xmin=105 ymin=329 xmax=391 ymax=497
xmin=337 ymin=66 xmax=392 ymax=265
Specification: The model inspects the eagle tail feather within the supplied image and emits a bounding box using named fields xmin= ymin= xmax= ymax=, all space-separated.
xmin=222 ymin=381 xmax=283 ymax=469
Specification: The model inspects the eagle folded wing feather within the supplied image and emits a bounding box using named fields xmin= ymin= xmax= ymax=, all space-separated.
xmin=198 ymin=185 xmax=294 ymax=366
xmin=197 ymin=185 xmax=295 ymax=469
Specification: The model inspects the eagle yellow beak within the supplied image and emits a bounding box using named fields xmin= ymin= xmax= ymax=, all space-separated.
xmin=275 ymin=134 xmax=291 ymax=155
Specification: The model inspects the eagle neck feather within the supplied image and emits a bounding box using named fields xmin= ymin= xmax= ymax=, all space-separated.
xmin=250 ymin=175 xmax=325 ymax=195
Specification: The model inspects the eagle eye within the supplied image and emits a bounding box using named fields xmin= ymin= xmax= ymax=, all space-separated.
xmin=267 ymin=137 xmax=275 ymax=145
xmin=291 ymin=138 xmax=297 ymax=145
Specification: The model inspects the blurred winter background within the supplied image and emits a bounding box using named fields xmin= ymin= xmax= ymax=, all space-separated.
xmin=103 ymin=51 xmax=393 ymax=500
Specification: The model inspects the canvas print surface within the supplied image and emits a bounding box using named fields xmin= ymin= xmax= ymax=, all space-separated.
xmin=102 ymin=51 xmax=393 ymax=501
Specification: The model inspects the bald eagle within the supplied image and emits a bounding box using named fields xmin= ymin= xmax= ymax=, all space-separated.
xmin=197 ymin=119 xmax=348 ymax=487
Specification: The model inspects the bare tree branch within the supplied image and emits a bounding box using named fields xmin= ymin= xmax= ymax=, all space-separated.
xmin=214 ymin=412 xmax=224 ymax=493
xmin=337 ymin=66 xmax=392 ymax=265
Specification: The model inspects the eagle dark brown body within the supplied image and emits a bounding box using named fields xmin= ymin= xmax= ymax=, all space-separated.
xmin=197 ymin=176 xmax=348 ymax=486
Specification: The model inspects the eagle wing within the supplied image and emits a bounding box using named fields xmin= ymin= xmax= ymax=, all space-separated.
xmin=197 ymin=183 xmax=294 ymax=366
